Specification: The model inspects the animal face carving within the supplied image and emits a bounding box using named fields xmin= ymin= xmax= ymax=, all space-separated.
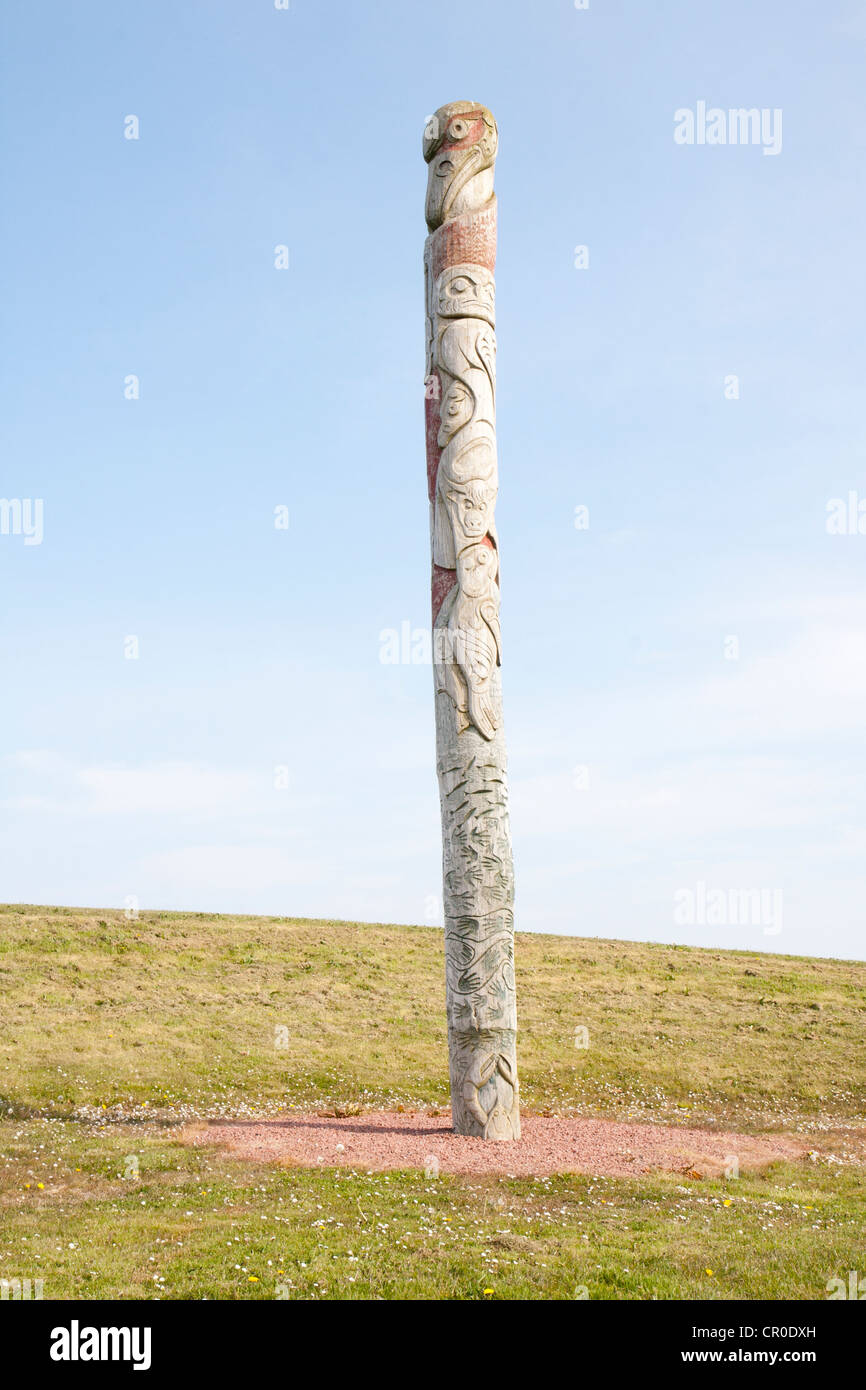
xmin=456 ymin=541 xmax=497 ymax=598
xmin=445 ymin=480 xmax=497 ymax=547
xmin=432 ymin=433 xmax=497 ymax=567
xmin=435 ymin=265 xmax=495 ymax=326
xmin=423 ymin=102 xmax=498 ymax=231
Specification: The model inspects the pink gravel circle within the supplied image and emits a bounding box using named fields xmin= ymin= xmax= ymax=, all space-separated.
xmin=191 ymin=1110 xmax=805 ymax=1178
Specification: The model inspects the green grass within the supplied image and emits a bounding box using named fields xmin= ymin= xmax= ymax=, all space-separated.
xmin=1 ymin=1117 xmax=861 ymax=1301
xmin=2 ymin=903 xmax=864 ymax=1126
xmin=0 ymin=904 xmax=864 ymax=1299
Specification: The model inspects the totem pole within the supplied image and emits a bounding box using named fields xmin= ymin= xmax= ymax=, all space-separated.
xmin=423 ymin=102 xmax=520 ymax=1140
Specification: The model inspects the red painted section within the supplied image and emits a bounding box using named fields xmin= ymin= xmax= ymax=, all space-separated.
xmin=431 ymin=562 xmax=456 ymax=624
xmin=425 ymin=384 xmax=441 ymax=503
xmin=438 ymin=112 xmax=488 ymax=157
xmin=430 ymin=205 xmax=497 ymax=279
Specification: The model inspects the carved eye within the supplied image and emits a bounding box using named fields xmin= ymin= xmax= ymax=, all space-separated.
xmin=448 ymin=118 xmax=470 ymax=140
xmin=450 ymin=278 xmax=470 ymax=295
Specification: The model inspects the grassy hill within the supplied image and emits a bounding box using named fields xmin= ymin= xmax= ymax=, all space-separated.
xmin=0 ymin=904 xmax=864 ymax=1300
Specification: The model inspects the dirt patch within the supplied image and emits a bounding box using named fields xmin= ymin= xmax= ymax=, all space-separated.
xmin=186 ymin=1109 xmax=807 ymax=1178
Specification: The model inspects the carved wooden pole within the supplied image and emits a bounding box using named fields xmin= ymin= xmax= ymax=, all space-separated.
xmin=423 ymin=102 xmax=519 ymax=1140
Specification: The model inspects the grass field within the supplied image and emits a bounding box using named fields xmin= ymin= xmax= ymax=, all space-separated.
xmin=0 ymin=904 xmax=864 ymax=1300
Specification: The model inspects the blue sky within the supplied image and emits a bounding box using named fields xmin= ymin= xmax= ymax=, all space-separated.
xmin=2 ymin=0 xmax=864 ymax=960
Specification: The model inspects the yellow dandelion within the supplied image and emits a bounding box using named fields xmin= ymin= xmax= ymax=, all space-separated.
xmin=722 ymin=1199 xmax=732 ymax=1207
xmin=248 ymin=1276 xmax=259 ymax=1282
xmin=483 ymin=1288 xmax=494 ymax=1296
xmin=37 ymin=1183 xmax=45 ymax=1190
xmin=705 ymin=1268 xmax=714 ymax=1276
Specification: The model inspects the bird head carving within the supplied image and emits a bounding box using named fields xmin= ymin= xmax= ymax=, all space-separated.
xmin=423 ymin=101 xmax=498 ymax=232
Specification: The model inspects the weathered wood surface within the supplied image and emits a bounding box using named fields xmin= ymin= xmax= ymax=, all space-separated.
xmin=423 ymin=102 xmax=519 ymax=1140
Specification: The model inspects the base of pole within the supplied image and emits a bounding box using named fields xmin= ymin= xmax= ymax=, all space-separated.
xmin=448 ymin=1025 xmax=520 ymax=1141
